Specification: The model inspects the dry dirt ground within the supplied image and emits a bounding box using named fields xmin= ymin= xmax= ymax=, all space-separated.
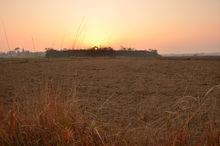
xmin=0 ymin=57 xmax=220 ymax=144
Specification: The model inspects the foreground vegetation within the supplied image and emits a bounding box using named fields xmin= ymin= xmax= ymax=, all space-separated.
xmin=0 ymin=57 xmax=219 ymax=145
xmin=0 ymin=91 xmax=219 ymax=145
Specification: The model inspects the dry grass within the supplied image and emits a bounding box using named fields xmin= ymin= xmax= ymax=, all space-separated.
xmin=0 ymin=57 xmax=220 ymax=145
xmin=0 ymin=89 xmax=122 ymax=146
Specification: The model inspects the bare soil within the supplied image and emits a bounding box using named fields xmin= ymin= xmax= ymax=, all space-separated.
xmin=0 ymin=57 xmax=220 ymax=144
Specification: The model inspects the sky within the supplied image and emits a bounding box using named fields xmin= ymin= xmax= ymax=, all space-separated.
xmin=0 ymin=0 xmax=220 ymax=54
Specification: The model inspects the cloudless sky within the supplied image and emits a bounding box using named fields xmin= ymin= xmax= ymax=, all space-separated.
xmin=0 ymin=0 xmax=220 ymax=54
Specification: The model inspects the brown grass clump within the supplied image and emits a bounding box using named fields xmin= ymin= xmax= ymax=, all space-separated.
xmin=0 ymin=95 xmax=121 ymax=146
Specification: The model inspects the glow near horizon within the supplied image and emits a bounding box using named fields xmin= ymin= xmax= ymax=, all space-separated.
xmin=0 ymin=0 xmax=220 ymax=54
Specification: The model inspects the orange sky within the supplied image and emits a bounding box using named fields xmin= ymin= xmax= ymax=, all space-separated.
xmin=0 ymin=0 xmax=220 ymax=54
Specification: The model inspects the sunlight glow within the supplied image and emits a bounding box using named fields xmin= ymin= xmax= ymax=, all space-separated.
xmin=86 ymin=32 xmax=107 ymax=47
xmin=0 ymin=0 xmax=220 ymax=53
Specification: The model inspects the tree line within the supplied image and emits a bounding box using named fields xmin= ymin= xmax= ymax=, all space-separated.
xmin=45 ymin=46 xmax=160 ymax=58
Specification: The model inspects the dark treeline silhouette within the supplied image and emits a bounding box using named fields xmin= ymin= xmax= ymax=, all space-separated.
xmin=45 ymin=46 xmax=160 ymax=58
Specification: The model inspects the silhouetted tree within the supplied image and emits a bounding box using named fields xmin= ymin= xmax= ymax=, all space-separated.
xmin=14 ymin=47 xmax=21 ymax=53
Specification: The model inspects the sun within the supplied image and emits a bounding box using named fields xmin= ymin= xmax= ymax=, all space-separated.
xmin=79 ymin=26 xmax=111 ymax=48
xmin=86 ymin=33 xmax=106 ymax=47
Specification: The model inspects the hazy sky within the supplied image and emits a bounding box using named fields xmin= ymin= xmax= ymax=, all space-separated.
xmin=0 ymin=0 xmax=220 ymax=54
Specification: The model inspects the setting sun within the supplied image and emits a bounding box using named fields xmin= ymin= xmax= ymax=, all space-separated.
xmin=85 ymin=32 xmax=109 ymax=48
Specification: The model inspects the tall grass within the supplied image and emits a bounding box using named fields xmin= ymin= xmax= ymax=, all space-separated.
xmin=0 ymin=94 xmax=122 ymax=145
xmin=0 ymin=82 xmax=219 ymax=145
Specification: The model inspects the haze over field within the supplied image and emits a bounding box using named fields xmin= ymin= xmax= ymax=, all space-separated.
xmin=0 ymin=0 xmax=220 ymax=54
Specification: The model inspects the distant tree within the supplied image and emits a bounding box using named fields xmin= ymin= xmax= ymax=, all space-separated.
xmin=148 ymin=49 xmax=158 ymax=55
xmin=120 ymin=46 xmax=135 ymax=51
xmin=14 ymin=47 xmax=21 ymax=53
